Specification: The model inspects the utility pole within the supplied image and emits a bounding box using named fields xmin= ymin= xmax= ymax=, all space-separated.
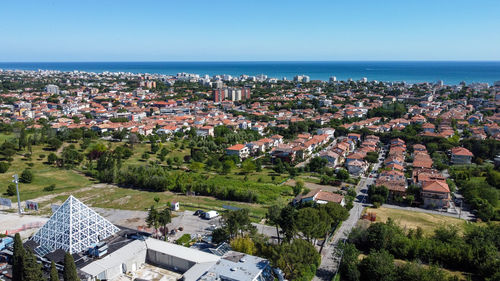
xmin=12 ymin=174 xmax=21 ymax=214
xmin=459 ymin=200 xmax=463 ymax=219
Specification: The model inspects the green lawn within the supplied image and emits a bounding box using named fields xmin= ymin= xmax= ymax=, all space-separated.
xmin=0 ymin=136 xmax=286 ymax=220
xmin=0 ymin=143 xmax=93 ymax=202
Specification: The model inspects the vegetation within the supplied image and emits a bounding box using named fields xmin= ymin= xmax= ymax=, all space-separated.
xmin=12 ymin=233 xmax=47 ymax=281
xmin=449 ymin=165 xmax=499 ymax=221
xmin=346 ymin=219 xmax=500 ymax=280
xmin=63 ymin=252 xmax=79 ymax=281
xmin=368 ymin=185 xmax=389 ymax=207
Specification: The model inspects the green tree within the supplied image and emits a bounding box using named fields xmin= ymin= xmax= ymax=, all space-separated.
xmin=146 ymin=205 xmax=160 ymax=234
xmin=241 ymin=158 xmax=256 ymax=174
xmin=293 ymin=180 xmax=304 ymax=196
xmin=6 ymin=183 xmax=16 ymax=196
xmin=47 ymin=137 xmax=62 ymax=151
xmin=230 ymin=236 xmax=256 ymax=255
xmin=12 ymin=233 xmax=25 ymax=281
xmin=222 ymin=160 xmax=234 ymax=174
xmin=23 ymin=249 xmax=45 ymax=281
xmin=212 ymin=227 xmax=230 ymax=244
xmin=307 ymin=157 xmax=328 ymax=173
xmin=273 ymin=239 xmax=321 ymax=281
xmin=222 ymin=209 xmax=255 ymax=239
xmin=18 ymin=129 xmax=27 ymax=150
xmin=266 ymin=204 xmax=283 ymax=243
xmin=0 ymin=161 xmax=10 ymax=173
xmin=337 ymin=168 xmax=350 ymax=180
xmin=20 ymin=169 xmax=33 ymax=183
xmin=50 ymin=261 xmax=60 ymax=281
xmin=296 ymin=207 xmax=322 ymax=243
xmin=158 ymin=207 xmax=172 ymax=240
xmin=368 ymin=185 xmax=389 ymax=206
xmin=63 ymin=252 xmax=79 ymax=281
xmin=486 ymin=169 xmax=500 ymax=188
xmin=339 ymin=243 xmax=361 ymax=281
xmin=47 ymin=152 xmax=58 ymax=164
xmin=358 ymin=250 xmax=396 ymax=281
xmin=279 ymin=205 xmax=297 ymax=242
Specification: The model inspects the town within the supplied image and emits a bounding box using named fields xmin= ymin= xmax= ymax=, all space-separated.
xmin=0 ymin=69 xmax=499 ymax=281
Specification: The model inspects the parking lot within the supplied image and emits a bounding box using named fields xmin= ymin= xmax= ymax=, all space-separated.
xmin=165 ymin=210 xmax=223 ymax=241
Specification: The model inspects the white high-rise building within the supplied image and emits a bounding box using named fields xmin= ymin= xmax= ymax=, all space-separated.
xmin=46 ymin=84 xmax=59 ymax=94
xmin=329 ymin=76 xmax=337 ymax=83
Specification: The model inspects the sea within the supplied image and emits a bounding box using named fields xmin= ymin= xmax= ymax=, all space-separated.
xmin=1 ymin=61 xmax=500 ymax=85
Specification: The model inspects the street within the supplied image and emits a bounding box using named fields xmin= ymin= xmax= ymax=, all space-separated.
xmin=312 ymin=153 xmax=382 ymax=280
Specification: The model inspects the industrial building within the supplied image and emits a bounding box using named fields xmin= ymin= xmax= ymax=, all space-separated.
xmin=5 ymin=195 xmax=276 ymax=281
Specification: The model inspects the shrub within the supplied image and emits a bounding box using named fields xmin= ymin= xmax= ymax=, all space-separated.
xmin=20 ymin=169 xmax=33 ymax=183
xmin=5 ymin=183 xmax=16 ymax=196
xmin=43 ymin=184 xmax=56 ymax=192
xmin=0 ymin=162 xmax=10 ymax=173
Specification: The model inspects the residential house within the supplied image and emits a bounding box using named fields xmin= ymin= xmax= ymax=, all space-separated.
xmin=226 ymin=144 xmax=250 ymax=159
xmin=450 ymin=147 xmax=473 ymax=165
xmin=421 ymin=180 xmax=451 ymax=209
xmin=294 ymin=188 xmax=345 ymax=206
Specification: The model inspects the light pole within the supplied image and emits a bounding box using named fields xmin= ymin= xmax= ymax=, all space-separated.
xmin=12 ymin=174 xmax=21 ymax=214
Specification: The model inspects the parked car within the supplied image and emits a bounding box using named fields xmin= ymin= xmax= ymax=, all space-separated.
xmin=194 ymin=210 xmax=204 ymax=216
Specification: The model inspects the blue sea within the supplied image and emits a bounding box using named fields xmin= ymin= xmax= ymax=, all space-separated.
xmin=1 ymin=61 xmax=500 ymax=85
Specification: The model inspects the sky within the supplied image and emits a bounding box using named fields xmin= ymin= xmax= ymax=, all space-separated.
xmin=1 ymin=0 xmax=500 ymax=62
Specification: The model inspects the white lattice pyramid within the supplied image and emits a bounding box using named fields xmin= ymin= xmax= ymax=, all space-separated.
xmin=31 ymin=195 xmax=119 ymax=254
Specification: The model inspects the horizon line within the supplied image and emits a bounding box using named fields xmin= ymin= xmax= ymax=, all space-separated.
xmin=2 ymin=60 xmax=500 ymax=63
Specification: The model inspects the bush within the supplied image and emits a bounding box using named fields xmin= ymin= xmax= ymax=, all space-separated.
xmin=43 ymin=184 xmax=56 ymax=192
xmin=0 ymin=162 xmax=10 ymax=173
xmin=5 ymin=183 xmax=16 ymax=196
xmin=20 ymin=169 xmax=33 ymax=183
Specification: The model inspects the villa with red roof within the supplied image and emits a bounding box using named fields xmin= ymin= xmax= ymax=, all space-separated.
xmin=421 ymin=180 xmax=451 ymax=208
xmin=450 ymin=147 xmax=473 ymax=165
xmin=226 ymin=144 xmax=249 ymax=159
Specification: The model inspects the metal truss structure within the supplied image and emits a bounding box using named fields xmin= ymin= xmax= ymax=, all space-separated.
xmin=31 ymin=195 xmax=119 ymax=254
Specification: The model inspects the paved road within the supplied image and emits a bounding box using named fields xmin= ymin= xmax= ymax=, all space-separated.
xmin=312 ymin=149 xmax=384 ymax=281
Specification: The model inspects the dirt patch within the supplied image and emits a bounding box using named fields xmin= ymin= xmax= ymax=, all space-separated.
xmin=285 ymin=179 xmax=340 ymax=192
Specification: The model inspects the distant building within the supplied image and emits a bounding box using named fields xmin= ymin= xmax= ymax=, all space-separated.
xmin=329 ymin=76 xmax=337 ymax=83
xmin=213 ymin=87 xmax=250 ymax=102
xmin=46 ymin=84 xmax=60 ymax=94
xmin=213 ymin=88 xmax=227 ymax=102
xmin=294 ymin=75 xmax=310 ymax=83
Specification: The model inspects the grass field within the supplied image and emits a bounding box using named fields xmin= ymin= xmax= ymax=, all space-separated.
xmin=0 ymin=142 xmax=93 ymax=202
xmin=365 ymin=207 xmax=466 ymax=236
xmin=0 ymin=135 xmax=288 ymax=220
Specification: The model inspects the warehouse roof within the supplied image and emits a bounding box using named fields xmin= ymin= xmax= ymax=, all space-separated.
xmin=80 ymin=239 xmax=147 ymax=276
xmin=145 ymin=238 xmax=220 ymax=264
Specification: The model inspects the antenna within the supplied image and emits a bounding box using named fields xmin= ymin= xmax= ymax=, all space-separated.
xmin=12 ymin=174 xmax=21 ymax=214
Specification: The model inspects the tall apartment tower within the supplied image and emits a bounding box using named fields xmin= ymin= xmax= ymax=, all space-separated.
xmin=213 ymin=89 xmax=225 ymax=102
xmin=242 ymin=87 xmax=251 ymax=100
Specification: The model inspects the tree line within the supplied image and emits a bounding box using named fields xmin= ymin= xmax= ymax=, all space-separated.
xmin=12 ymin=233 xmax=79 ymax=281
xmin=341 ymin=219 xmax=500 ymax=280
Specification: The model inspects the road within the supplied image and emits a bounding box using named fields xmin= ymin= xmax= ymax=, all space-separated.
xmin=312 ymin=148 xmax=384 ymax=281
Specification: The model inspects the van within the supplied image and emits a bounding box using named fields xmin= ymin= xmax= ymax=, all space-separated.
xmin=204 ymin=211 xmax=219 ymax=219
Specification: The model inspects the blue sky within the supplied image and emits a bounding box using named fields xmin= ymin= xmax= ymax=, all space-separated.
xmin=1 ymin=0 xmax=499 ymax=61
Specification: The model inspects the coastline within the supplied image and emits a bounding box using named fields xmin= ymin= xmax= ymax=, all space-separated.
xmin=1 ymin=61 xmax=500 ymax=85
